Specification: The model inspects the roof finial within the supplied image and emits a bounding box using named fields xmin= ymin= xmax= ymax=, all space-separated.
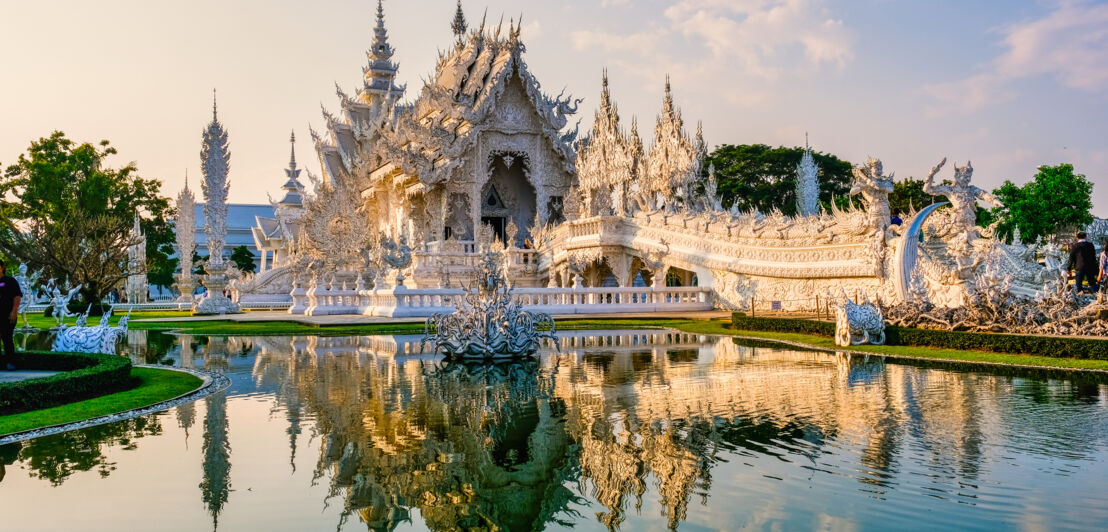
xmin=184 ymin=168 xmax=189 ymax=189
xmin=289 ymin=129 xmax=297 ymax=170
xmin=805 ymin=131 xmax=809 ymax=151
xmin=452 ymin=0 xmax=467 ymax=38
xmin=212 ymin=88 xmax=218 ymax=121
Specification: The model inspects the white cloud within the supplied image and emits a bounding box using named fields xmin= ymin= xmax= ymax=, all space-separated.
xmin=926 ymin=0 xmax=1108 ymax=113
xmin=571 ymin=0 xmax=853 ymax=82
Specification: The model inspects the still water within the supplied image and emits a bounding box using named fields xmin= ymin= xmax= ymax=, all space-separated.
xmin=2 ymin=330 xmax=1108 ymax=531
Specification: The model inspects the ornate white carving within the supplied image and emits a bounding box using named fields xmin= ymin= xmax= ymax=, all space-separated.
xmin=52 ymin=307 xmax=131 ymax=355
xmin=194 ymin=93 xmax=240 ymax=315
xmin=796 ymin=143 xmax=819 ymax=217
xmin=45 ymin=279 xmax=82 ymax=329
xmin=423 ymin=250 xmax=556 ymax=360
xmin=834 ymin=292 xmax=886 ymax=346
xmin=175 ymin=173 xmax=197 ymax=302
xmin=125 ymin=213 xmax=148 ymax=303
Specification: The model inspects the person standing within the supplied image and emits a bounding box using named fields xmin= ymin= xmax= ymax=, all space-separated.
xmin=1099 ymin=240 xmax=1108 ymax=293
xmin=0 ymin=260 xmax=23 ymax=370
xmin=1067 ymin=231 xmax=1099 ymax=294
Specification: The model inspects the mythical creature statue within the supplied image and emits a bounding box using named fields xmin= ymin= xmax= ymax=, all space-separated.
xmin=14 ymin=264 xmax=44 ymax=329
xmin=46 ymin=280 xmax=83 ymax=328
xmin=834 ymin=291 xmax=886 ymax=346
xmin=923 ymin=158 xmax=1003 ymax=239
xmin=850 ymin=157 xmax=895 ymax=236
xmin=423 ymin=250 xmax=557 ymax=360
xmin=379 ymin=235 xmax=413 ymax=286
xmin=52 ymin=307 xmax=131 ymax=354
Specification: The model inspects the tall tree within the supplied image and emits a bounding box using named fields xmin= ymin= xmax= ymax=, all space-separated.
xmin=706 ymin=144 xmax=852 ymax=215
xmin=229 ymin=245 xmax=256 ymax=274
xmin=0 ymin=132 xmax=173 ymax=305
xmin=988 ymin=163 xmax=1094 ymax=243
xmin=888 ymin=177 xmax=939 ymax=217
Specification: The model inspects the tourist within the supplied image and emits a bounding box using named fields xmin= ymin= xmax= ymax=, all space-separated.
xmin=1099 ymin=239 xmax=1108 ymax=293
xmin=0 ymin=260 xmax=23 ymax=370
xmin=1067 ymin=231 xmax=1098 ymax=294
xmin=890 ymin=213 xmax=903 ymax=226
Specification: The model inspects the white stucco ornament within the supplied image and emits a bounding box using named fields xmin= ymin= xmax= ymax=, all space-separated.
xmin=423 ymin=250 xmax=556 ymax=360
xmin=52 ymin=308 xmax=131 ymax=355
xmin=834 ymin=292 xmax=886 ymax=346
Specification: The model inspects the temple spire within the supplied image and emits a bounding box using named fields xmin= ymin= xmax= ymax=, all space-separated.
xmin=451 ymin=0 xmax=467 ymax=39
xmin=362 ymin=0 xmax=404 ymax=104
xmin=211 ymin=88 xmax=218 ymax=121
xmin=288 ymin=130 xmax=297 ymax=171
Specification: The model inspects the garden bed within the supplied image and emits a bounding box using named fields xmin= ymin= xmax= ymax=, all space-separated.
xmin=0 ymin=351 xmax=136 ymax=415
xmin=731 ymin=314 xmax=1108 ymax=360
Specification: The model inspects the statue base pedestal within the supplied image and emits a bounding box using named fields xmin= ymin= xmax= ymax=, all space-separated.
xmin=175 ymin=273 xmax=196 ymax=303
xmin=192 ymin=264 xmax=240 ymax=315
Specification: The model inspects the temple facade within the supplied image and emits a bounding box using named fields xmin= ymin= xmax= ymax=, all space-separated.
xmin=219 ymin=1 xmax=1055 ymax=315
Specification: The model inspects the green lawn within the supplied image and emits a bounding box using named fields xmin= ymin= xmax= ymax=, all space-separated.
xmin=131 ymin=316 xmax=1108 ymax=372
xmin=19 ymin=311 xmax=191 ymax=330
xmin=0 ymin=367 xmax=203 ymax=436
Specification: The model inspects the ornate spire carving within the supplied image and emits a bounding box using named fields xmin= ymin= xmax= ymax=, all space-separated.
xmin=795 ymin=134 xmax=820 ymax=217
xmin=645 ymin=76 xmax=699 ymax=211
xmin=278 ymin=130 xmax=305 ymax=207
xmin=451 ymin=0 xmax=467 ymax=40
xmin=576 ymin=71 xmax=633 ymax=216
xmin=175 ymin=170 xmax=197 ymax=301
xmin=201 ymin=90 xmax=230 ymax=268
xmin=362 ymin=0 xmax=405 ymax=104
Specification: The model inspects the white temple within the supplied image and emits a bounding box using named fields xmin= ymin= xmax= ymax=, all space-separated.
xmin=217 ymin=1 xmax=1058 ymax=316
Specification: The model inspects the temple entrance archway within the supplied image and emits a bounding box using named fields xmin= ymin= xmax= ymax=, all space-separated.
xmin=482 ymin=152 xmax=537 ymax=246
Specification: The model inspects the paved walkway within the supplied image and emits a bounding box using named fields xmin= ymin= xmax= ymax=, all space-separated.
xmin=0 ymin=370 xmax=59 ymax=383
xmin=133 ymin=310 xmax=734 ymax=326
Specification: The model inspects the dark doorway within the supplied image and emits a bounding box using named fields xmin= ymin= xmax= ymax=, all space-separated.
xmin=481 ymin=216 xmax=506 ymax=243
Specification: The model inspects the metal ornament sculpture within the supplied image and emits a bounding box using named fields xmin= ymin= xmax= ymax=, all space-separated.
xmin=52 ymin=307 xmax=132 ymax=355
xmin=834 ymin=291 xmax=886 ymax=346
xmin=423 ymin=251 xmax=556 ymax=360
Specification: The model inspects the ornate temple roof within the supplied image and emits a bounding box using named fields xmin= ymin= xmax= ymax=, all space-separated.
xmin=314 ymin=4 xmax=580 ymax=192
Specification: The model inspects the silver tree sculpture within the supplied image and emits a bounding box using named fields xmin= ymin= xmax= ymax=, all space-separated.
xmin=423 ymin=250 xmax=556 ymax=360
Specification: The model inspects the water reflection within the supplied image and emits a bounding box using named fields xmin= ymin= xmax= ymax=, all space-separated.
xmin=3 ymin=330 xmax=1108 ymax=531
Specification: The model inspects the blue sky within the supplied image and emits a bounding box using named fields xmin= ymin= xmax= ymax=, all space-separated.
xmin=1 ymin=0 xmax=1105 ymax=215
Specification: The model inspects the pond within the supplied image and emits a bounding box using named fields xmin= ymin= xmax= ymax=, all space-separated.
xmin=2 ymin=329 xmax=1108 ymax=531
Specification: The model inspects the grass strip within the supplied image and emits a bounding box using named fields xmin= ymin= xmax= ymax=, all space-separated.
xmin=0 ymin=367 xmax=203 ymax=436
xmin=131 ymin=316 xmax=1108 ymax=371
xmin=20 ymin=311 xmax=192 ymax=330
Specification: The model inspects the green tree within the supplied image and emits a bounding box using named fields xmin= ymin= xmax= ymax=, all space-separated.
xmin=0 ymin=132 xmax=173 ymax=305
xmin=988 ymin=163 xmax=1094 ymax=243
xmin=707 ymin=144 xmax=852 ymax=215
xmin=888 ymin=177 xmax=939 ymax=217
xmin=229 ymin=245 xmax=256 ymax=274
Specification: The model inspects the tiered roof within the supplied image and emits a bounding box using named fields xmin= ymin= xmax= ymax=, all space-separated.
xmin=313 ymin=4 xmax=580 ymax=192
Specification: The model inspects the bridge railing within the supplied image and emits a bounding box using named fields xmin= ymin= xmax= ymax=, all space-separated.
xmin=303 ymin=285 xmax=714 ymax=317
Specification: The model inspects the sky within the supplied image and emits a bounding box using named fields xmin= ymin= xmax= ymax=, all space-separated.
xmin=1 ymin=0 xmax=1106 ymax=215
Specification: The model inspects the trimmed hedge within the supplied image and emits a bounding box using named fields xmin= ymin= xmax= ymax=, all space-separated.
xmin=731 ymin=314 xmax=1108 ymax=361
xmin=0 ymin=351 xmax=136 ymax=415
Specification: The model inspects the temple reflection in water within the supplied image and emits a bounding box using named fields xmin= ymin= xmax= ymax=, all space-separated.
xmin=4 ymin=330 xmax=1106 ymax=531
xmin=151 ymin=330 xmax=1104 ymax=531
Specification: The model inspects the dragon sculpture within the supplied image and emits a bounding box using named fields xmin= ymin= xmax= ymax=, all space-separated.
xmin=52 ymin=307 xmax=132 ymax=354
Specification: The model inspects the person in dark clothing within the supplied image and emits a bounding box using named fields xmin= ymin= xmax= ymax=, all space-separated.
xmin=0 ymin=260 xmax=23 ymax=370
xmin=1067 ymin=231 xmax=1099 ymax=294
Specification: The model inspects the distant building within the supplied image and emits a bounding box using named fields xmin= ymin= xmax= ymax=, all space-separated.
xmin=192 ymin=203 xmax=274 ymax=270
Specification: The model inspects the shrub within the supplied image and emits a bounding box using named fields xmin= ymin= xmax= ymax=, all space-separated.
xmin=0 ymin=351 xmax=136 ymax=415
xmin=730 ymin=314 xmax=1108 ymax=360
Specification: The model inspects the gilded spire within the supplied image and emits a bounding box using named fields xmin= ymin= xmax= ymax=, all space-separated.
xmin=451 ymin=0 xmax=467 ymax=38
